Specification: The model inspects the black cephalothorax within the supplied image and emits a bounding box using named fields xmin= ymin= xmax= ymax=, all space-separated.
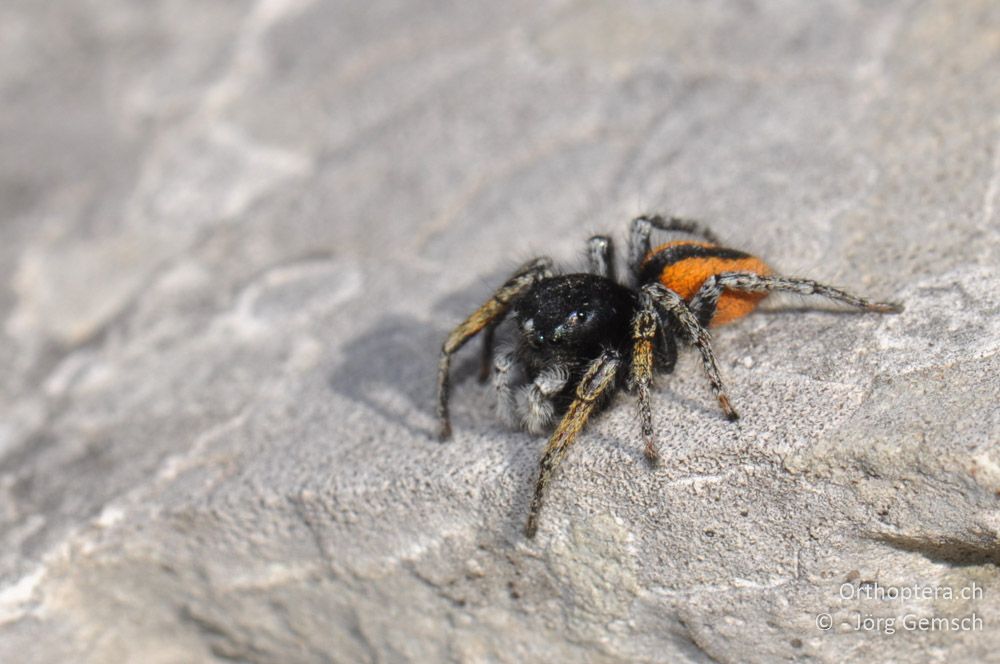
xmin=514 ymin=275 xmax=635 ymax=370
xmin=436 ymin=214 xmax=901 ymax=538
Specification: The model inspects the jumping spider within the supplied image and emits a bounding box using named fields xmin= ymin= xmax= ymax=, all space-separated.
xmin=436 ymin=215 xmax=901 ymax=537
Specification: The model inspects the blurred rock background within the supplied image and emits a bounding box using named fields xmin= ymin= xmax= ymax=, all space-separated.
xmin=1 ymin=0 xmax=998 ymax=662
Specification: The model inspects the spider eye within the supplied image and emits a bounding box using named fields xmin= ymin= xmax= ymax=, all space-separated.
xmin=564 ymin=310 xmax=588 ymax=327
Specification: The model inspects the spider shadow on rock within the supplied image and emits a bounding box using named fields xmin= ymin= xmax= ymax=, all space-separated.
xmin=328 ymin=312 xmax=446 ymax=438
xmin=328 ymin=269 xmax=523 ymax=440
xmin=754 ymin=303 xmax=890 ymax=318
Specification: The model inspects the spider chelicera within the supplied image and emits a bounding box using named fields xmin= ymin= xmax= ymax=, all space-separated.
xmin=436 ymin=214 xmax=901 ymax=537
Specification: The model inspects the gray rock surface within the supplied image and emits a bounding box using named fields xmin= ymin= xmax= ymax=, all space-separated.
xmin=1 ymin=0 xmax=998 ymax=662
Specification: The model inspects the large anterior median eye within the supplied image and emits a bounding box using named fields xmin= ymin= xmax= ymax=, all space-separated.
xmin=567 ymin=306 xmax=591 ymax=325
xmin=561 ymin=309 xmax=593 ymax=332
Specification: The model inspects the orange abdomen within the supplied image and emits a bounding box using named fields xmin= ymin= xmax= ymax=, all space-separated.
xmin=641 ymin=241 xmax=772 ymax=326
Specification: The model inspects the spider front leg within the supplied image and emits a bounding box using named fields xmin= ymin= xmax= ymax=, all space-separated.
xmin=641 ymin=283 xmax=739 ymax=421
xmin=437 ymin=257 xmax=553 ymax=440
xmin=517 ymin=365 xmax=571 ymax=434
xmin=492 ymin=346 xmax=520 ymax=428
xmin=629 ymin=308 xmax=661 ymax=467
xmin=627 ymin=214 xmax=722 ymax=282
xmin=477 ymin=323 xmax=497 ymax=383
xmin=525 ymin=350 xmax=621 ymax=538
xmin=688 ymin=272 xmax=903 ymax=325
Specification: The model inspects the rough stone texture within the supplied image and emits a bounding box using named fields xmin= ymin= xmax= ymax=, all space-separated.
xmin=1 ymin=1 xmax=998 ymax=662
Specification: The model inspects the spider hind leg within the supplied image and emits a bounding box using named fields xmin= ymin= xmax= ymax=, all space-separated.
xmin=688 ymin=272 xmax=903 ymax=326
xmin=628 ymin=214 xmax=722 ymax=283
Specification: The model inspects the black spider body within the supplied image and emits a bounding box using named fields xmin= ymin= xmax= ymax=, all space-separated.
xmin=508 ymin=273 xmax=642 ymax=418
xmin=436 ymin=214 xmax=901 ymax=537
xmin=513 ymin=274 xmax=637 ymax=371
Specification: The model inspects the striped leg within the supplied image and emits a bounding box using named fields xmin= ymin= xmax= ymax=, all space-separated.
xmin=628 ymin=308 xmax=660 ymax=466
xmin=688 ymin=272 xmax=903 ymax=325
xmin=641 ymin=283 xmax=738 ymax=421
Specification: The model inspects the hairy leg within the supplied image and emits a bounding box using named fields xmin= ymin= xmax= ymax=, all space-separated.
xmin=688 ymin=272 xmax=902 ymax=325
xmin=478 ymin=322 xmax=497 ymax=383
xmin=525 ymin=350 xmax=621 ymax=538
xmin=627 ymin=213 xmax=722 ymax=282
xmin=437 ymin=257 xmax=553 ymax=439
xmin=629 ymin=308 xmax=660 ymax=467
xmin=641 ymin=283 xmax=738 ymax=421
xmin=492 ymin=346 xmax=520 ymax=428
xmin=516 ymin=364 xmax=571 ymax=434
